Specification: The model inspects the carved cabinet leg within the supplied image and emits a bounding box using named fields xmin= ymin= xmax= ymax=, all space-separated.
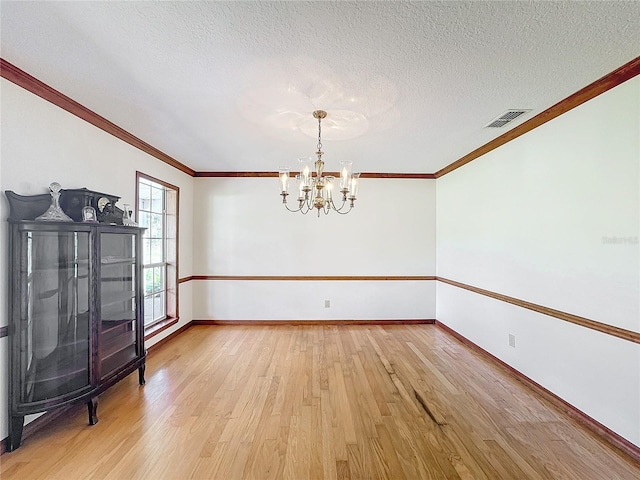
xmin=87 ymin=397 xmax=99 ymax=425
xmin=8 ymin=415 xmax=25 ymax=451
xmin=138 ymin=363 xmax=146 ymax=385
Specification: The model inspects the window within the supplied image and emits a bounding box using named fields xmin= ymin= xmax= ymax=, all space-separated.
xmin=136 ymin=172 xmax=179 ymax=332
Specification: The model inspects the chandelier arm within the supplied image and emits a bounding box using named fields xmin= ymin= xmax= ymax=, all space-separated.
xmin=301 ymin=197 xmax=313 ymax=214
xmin=281 ymin=192 xmax=304 ymax=213
xmin=330 ymin=198 xmax=350 ymax=212
xmin=298 ymin=193 xmax=307 ymax=211
xmin=329 ymin=198 xmax=354 ymax=214
xmin=329 ymin=203 xmax=354 ymax=215
xmin=284 ymin=203 xmax=303 ymax=213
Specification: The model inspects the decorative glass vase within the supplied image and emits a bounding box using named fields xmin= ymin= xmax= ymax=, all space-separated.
xmin=36 ymin=182 xmax=73 ymax=222
xmin=122 ymin=204 xmax=138 ymax=226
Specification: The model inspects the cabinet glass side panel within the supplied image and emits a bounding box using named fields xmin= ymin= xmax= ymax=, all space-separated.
xmin=100 ymin=233 xmax=137 ymax=377
xmin=20 ymin=231 xmax=91 ymax=404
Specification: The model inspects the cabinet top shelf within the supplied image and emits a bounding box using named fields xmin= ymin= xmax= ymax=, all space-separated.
xmin=10 ymin=220 xmax=144 ymax=232
xmin=5 ymin=188 xmax=122 ymax=223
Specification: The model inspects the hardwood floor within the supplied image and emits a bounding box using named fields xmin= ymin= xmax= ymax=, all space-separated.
xmin=1 ymin=325 xmax=638 ymax=479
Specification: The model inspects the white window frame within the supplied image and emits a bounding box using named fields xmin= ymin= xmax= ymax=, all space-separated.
xmin=136 ymin=172 xmax=179 ymax=335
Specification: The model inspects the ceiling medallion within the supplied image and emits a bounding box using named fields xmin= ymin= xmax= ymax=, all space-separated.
xmin=279 ymin=110 xmax=360 ymax=216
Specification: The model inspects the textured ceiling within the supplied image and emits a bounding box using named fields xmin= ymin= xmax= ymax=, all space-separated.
xmin=1 ymin=1 xmax=639 ymax=173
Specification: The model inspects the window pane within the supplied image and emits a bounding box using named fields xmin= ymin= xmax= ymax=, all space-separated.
xmin=139 ymin=211 xmax=150 ymax=230
xmin=139 ymin=182 xmax=151 ymax=209
xmin=142 ymin=238 xmax=151 ymax=265
xmin=153 ymin=292 xmax=165 ymax=320
xmin=150 ymin=213 xmax=163 ymax=238
xmin=144 ymin=268 xmax=154 ymax=295
xmin=144 ymin=296 xmax=154 ymax=324
xmin=153 ymin=266 xmax=164 ymax=292
xmin=150 ymin=239 xmax=163 ymax=264
xmin=151 ymin=187 xmax=164 ymax=213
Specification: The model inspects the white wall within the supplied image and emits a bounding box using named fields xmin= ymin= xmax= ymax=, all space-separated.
xmin=0 ymin=79 xmax=195 ymax=440
xmin=436 ymin=77 xmax=640 ymax=446
xmin=192 ymin=177 xmax=436 ymax=320
xmin=2 ymin=66 xmax=637 ymax=453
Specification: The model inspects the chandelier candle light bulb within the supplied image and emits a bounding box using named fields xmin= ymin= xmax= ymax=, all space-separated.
xmin=325 ymin=176 xmax=334 ymax=201
xmin=279 ymin=167 xmax=290 ymax=194
xmin=340 ymin=161 xmax=352 ymax=192
xmin=279 ymin=110 xmax=360 ymax=216
xmin=349 ymin=172 xmax=360 ymax=199
xmin=299 ymin=158 xmax=313 ymax=188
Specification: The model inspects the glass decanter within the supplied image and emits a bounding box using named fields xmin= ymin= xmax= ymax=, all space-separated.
xmin=36 ymin=182 xmax=73 ymax=222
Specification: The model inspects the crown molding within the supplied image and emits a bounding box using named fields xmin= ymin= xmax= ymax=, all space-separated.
xmin=3 ymin=56 xmax=638 ymax=180
xmin=435 ymin=55 xmax=640 ymax=178
xmin=0 ymin=58 xmax=196 ymax=177
xmin=194 ymin=57 xmax=640 ymax=179
xmin=194 ymin=172 xmax=436 ymax=179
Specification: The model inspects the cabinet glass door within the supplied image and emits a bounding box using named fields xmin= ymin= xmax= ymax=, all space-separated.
xmin=100 ymin=232 xmax=138 ymax=378
xmin=19 ymin=230 xmax=91 ymax=406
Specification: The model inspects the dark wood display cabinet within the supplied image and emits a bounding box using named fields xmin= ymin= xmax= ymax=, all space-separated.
xmin=6 ymin=216 xmax=146 ymax=451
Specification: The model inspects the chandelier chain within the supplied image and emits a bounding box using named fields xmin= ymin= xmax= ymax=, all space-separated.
xmin=317 ymin=115 xmax=322 ymax=152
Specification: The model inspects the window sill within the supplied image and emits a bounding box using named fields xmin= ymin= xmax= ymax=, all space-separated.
xmin=144 ymin=316 xmax=179 ymax=341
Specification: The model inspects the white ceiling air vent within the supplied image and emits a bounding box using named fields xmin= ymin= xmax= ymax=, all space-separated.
xmin=484 ymin=109 xmax=531 ymax=128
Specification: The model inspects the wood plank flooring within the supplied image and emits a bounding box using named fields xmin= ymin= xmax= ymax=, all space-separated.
xmin=1 ymin=325 xmax=638 ymax=479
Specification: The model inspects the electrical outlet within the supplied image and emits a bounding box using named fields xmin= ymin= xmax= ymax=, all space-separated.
xmin=324 ymin=300 xmax=330 ymax=308
xmin=508 ymin=334 xmax=516 ymax=348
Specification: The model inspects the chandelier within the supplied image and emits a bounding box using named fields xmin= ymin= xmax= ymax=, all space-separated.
xmin=279 ymin=110 xmax=360 ymax=216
